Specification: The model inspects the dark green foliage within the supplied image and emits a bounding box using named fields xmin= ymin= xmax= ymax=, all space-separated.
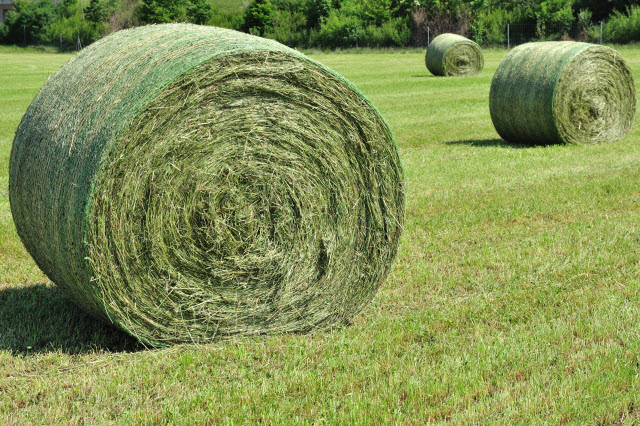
xmin=3 ymin=0 xmax=57 ymax=44
xmin=574 ymin=0 xmax=640 ymax=21
xmin=241 ymin=0 xmax=275 ymax=35
xmin=2 ymin=0 xmax=640 ymax=50
xmin=264 ymin=9 xmax=308 ymax=46
xmin=85 ymin=0 xmax=108 ymax=23
xmin=305 ymin=0 xmax=332 ymax=28
xmin=187 ymin=0 xmax=212 ymax=24
xmin=0 ymin=25 xmax=8 ymax=43
xmin=359 ymin=17 xmax=411 ymax=47
xmin=138 ymin=0 xmax=187 ymax=24
xmin=57 ymin=0 xmax=77 ymax=17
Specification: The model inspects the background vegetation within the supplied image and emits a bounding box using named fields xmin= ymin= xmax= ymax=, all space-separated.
xmin=2 ymin=43 xmax=640 ymax=423
xmin=0 ymin=0 xmax=639 ymax=50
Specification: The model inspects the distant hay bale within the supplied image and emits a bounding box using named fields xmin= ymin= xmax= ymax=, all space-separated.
xmin=9 ymin=24 xmax=405 ymax=346
xmin=490 ymin=41 xmax=636 ymax=145
xmin=425 ymin=33 xmax=484 ymax=76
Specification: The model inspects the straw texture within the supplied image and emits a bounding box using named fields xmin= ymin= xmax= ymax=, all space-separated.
xmin=490 ymin=41 xmax=636 ymax=145
xmin=9 ymin=24 xmax=405 ymax=346
xmin=425 ymin=33 xmax=484 ymax=77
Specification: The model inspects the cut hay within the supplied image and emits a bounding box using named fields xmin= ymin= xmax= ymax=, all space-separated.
xmin=425 ymin=33 xmax=484 ymax=77
xmin=9 ymin=24 xmax=405 ymax=346
xmin=490 ymin=41 xmax=636 ymax=145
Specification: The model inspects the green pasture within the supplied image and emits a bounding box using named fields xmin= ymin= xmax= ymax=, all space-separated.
xmin=1 ymin=44 xmax=639 ymax=423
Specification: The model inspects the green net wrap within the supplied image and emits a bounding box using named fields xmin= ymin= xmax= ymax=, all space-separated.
xmin=9 ymin=24 xmax=406 ymax=346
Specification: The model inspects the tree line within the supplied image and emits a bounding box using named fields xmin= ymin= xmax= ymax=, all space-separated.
xmin=1 ymin=0 xmax=640 ymax=50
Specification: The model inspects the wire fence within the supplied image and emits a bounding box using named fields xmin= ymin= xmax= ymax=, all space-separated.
xmin=420 ymin=22 xmax=603 ymax=48
xmin=502 ymin=22 xmax=601 ymax=48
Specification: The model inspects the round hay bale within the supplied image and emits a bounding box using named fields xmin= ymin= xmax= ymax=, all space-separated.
xmin=9 ymin=24 xmax=405 ymax=346
xmin=425 ymin=33 xmax=484 ymax=77
xmin=490 ymin=41 xmax=636 ymax=145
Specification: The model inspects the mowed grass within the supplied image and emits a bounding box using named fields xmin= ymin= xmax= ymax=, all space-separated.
xmin=1 ymin=44 xmax=640 ymax=423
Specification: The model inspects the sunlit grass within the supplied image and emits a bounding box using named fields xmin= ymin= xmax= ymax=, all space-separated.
xmin=1 ymin=44 xmax=639 ymax=423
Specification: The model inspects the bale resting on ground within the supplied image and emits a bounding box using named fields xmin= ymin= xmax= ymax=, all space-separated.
xmin=9 ymin=24 xmax=406 ymax=346
xmin=489 ymin=41 xmax=636 ymax=145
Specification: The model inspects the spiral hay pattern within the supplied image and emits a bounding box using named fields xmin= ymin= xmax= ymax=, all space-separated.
xmin=425 ymin=33 xmax=484 ymax=77
xmin=9 ymin=24 xmax=405 ymax=346
xmin=490 ymin=41 xmax=636 ymax=145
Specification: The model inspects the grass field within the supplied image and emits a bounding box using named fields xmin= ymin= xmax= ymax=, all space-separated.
xmin=1 ymin=44 xmax=640 ymax=423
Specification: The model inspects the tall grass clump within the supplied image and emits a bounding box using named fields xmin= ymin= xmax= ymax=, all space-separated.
xmin=425 ymin=33 xmax=483 ymax=77
xmin=490 ymin=41 xmax=636 ymax=145
xmin=9 ymin=24 xmax=405 ymax=346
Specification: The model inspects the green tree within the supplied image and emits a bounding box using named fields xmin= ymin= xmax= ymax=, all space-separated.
xmin=85 ymin=0 xmax=108 ymax=23
xmin=138 ymin=0 xmax=188 ymax=24
xmin=241 ymin=0 xmax=275 ymax=35
xmin=536 ymin=0 xmax=573 ymax=36
xmin=305 ymin=0 xmax=332 ymax=28
xmin=187 ymin=0 xmax=212 ymax=24
xmin=3 ymin=0 xmax=57 ymax=44
xmin=361 ymin=0 xmax=392 ymax=26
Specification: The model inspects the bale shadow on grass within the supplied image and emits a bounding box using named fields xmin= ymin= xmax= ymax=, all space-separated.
xmin=446 ymin=138 xmax=535 ymax=148
xmin=0 ymin=284 xmax=143 ymax=356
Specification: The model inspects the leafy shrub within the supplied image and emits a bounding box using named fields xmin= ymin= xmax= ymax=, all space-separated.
xmin=536 ymin=0 xmax=574 ymax=37
xmin=138 ymin=0 xmax=187 ymax=24
xmin=187 ymin=0 xmax=212 ymax=25
xmin=241 ymin=0 xmax=275 ymax=36
xmin=0 ymin=24 xmax=8 ymax=43
xmin=108 ymin=0 xmax=141 ymax=32
xmin=85 ymin=0 xmax=108 ymax=23
xmin=304 ymin=0 xmax=332 ymax=28
xmin=315 ymin=9 xmax=360 ymax=48
xmin=412 ymin=5 xmax=472 ymax=47
xmin=43 ymin=13 xmax=106 ymax=50
xmin=264 ymin=9 xmax=308 ymax=47
xmin=601 ymin=5 xmax=640 ymax=43
xmin=359 ymin=17 xmax=411 ymax=47
xmin=475 ymin=8 xmax=512 ymax=46
xmin=208 ymin=8 xmax=243 ymax=30
xmin=3 ymin=0 xmax=57 ymax=44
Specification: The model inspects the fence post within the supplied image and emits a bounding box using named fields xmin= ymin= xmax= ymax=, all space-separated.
xmin=507 ymin=24 xmax=510 ymax=49
xmin=356 ymin=28 xmax=359 ymax=48
xmin=599 ymin=21 xmax=603 ymax=44
xmin=60 ymin=33 xmax=62 ymax=51
xmin=23 ymin=25 xmax=26 ymax=45
xmin=427 ymin=26 xmax=430 ymax=46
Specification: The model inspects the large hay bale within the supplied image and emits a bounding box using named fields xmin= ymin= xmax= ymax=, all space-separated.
xmin=490 ymin=41 xmax=636 ymax=145
xmin=9 ymin=24 xmax=405 ymax=346
xmin=425 ymin=33 xmax=484 ymax=77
